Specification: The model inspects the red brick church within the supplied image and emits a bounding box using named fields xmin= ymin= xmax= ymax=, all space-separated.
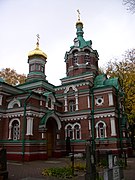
xmin=0 ymin=15 xmax=131 ymax=161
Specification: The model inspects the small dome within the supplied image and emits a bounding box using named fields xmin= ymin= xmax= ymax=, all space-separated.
xmin=76 ymin=20 xmax=83 ymax=27
xmin=28 ymin=42 xmax=47 ymax=59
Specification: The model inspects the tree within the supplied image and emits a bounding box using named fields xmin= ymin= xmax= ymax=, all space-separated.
xmin=104 ymin=49 xmax=135 ymax=147
xmin=123 ymin=0 xmax=135 ymax=13
xmin=0 ymin=68 xmax=26 ymax=85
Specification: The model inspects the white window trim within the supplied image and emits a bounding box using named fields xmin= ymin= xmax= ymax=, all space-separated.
xmin=65 ymin=123 xmax=81 ymax=140
xmin=13 ymin=124 xmax=20 ymax=140
xmin=8 ymin=118 xmax=20 ymax=140
xmin=0 ymin=95 xmax=3 ymax=105
xmin=95 ymin=121 xmax=107 ymax=138
xmin=42 ymin=132 xmax=45 ymax=139
xmin=64 ymin=96 xmax=68 ymax=112
xmin=69 ymin=100 xmax=76 ymax=112
xmin=64 ymin=85 xmax=79 ymax=112
xmin=95 ymin=97 xmax=104 ymax=106
xmin=73 ymin=123 xmax=81 ymax=140
xmin=65 ymin=123 xmax=73 ymax=139
xmin=110 ymin=117 xmax=116 ymax=136
xmin=26 ymin=117 xmax=33 ymax=136
xmin=8 ymin=98 xmax=21 ymax=109
xmin=46 ymin=95 xmax=55 ymax=110
xmin=87 ymin=96 xmax=90 ymax=108
xmin=108 ymin=93 xmax=114 ymax=106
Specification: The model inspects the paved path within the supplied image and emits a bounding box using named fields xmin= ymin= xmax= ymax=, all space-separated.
xmin=7 ymin=158 xmax=85 ymax=180
xmin=124 ymin=158 xmax=135 ymax=180
xmin=7 ymin=157 xmax=135 ymax=180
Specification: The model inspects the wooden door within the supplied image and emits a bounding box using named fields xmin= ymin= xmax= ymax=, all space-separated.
xmin=47 ymin=131 xmax=53 ymax=157
xmin=46 ymin=118 xmax=57 ymax=157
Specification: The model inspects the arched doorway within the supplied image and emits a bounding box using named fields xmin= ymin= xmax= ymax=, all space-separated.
xmin=46 ymin=117 xmax=58 ymax=157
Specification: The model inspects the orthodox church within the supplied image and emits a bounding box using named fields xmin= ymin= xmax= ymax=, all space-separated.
xmin=0 ymin=14 xmax=131 ymax=161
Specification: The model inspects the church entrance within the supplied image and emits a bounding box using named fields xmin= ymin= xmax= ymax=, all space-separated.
xmin=46 ymin=118 xmax=58 ymax=157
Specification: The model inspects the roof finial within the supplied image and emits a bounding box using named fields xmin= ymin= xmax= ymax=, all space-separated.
xmin=36 ymin=34 xmax=40 ymax=48
xmin=77 ymin=9 xmax=81 ymax=21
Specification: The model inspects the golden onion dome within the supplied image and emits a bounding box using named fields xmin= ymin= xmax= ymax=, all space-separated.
xmin=76 ymin=9 xmax=83 ymax=27
xmin=76 ymin=20 xmax=83 ymax=27
xmin=28 ymin=41 xmax=47 ymax=59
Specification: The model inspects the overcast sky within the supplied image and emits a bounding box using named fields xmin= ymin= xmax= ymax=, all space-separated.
xmin=0 ymin=0 xmax=135 ymax=85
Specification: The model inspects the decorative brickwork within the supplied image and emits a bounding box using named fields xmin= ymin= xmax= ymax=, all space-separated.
xmin=0 ymin=18 xmax=132 ymax=161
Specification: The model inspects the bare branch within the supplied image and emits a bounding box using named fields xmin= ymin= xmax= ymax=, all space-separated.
xmin=123 ymin=0 xmax=135 ymax=13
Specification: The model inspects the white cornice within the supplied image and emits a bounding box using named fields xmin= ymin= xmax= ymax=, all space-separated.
xmin=18 ymin=80 xmax=54 ymax=92
xmin=60 ymin=73 xmax=94 ymax=85
xmin=93 ymin=87 xmax=115 ymax=93
xmin=61 ymin=115 xmax=87 ymax=121
xmin=94 ymin=112 xmax=117 ymax=118
xmin=3 ymin=111 xmax=44 ymax=118
xmin=55 ymin=81 xmax=92 ymax=91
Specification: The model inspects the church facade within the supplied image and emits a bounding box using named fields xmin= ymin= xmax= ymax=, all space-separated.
xmin=0 ymin=17 xmax=131 ymax=161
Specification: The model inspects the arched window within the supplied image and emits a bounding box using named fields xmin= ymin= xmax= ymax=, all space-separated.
xmin=65 ymin=123 xmax=81 ymax=140
xmin=13 ymin=104 xmax=19 ymax=108
xmin=95 ymin=121 xmax=107 ymax=138
xmin=74 ymin=38 xmax=79 ymax=47
xmin=45 ymin=94 xmax=55 ymax=110
xmin=64 ymin=85 xmax=78 ymax=112
xmin=12 ymin=121 xmax=20 ymax=140
xmin=69 ymin=100 xmax=75 ymax=112
xmin=98 ymin=123 xmax=104 ymax=138
xmin=84 ymin=49 xmax=90 ymax=64
xmin=65 ymin=124 xmax=73 ymax=139
xmin=30 ymin=64 xmax=35 ymax=72
xmin=74 ymin=123 xmax=81 ymax=139
xmin=41 ymin=66 xmax=44 ymax=73
xmin=73 ymin=50 xmax=78 ymax=65
xmin=35 ymin=64 xmax=41 ymax=71
xmin=8 ymin=98 xmax=21 ymax=109
xmin=48 ymin=98 xmax=51 ymax=108
xmin=8 ymin=119 xmax=20 ymax=140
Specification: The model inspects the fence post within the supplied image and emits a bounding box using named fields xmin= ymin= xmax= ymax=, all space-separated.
xmin=85 ymin=141 xmax=96 ymax=180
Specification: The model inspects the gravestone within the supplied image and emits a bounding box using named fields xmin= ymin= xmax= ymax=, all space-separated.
xmin=103 ymin=152 xmax=124 ymax=180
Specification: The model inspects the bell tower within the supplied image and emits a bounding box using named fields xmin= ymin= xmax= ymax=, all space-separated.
xmin=27 ymin=34 xmax=47 ymax=82
xmin=64 ymin=10 xmax=99 ymax=79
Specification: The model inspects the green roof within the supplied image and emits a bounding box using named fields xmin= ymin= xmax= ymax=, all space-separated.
xmin=43 ymin=92 xmax=53 ymax=100
xmin=0 ymin=77 xmax=4 ymax=82
xmin=94 ymin=74 xmax=106 ymax=87
xmin=104 ymin=77 xmax=119 ymax=89
xmin=40 ymin=110 xmax=54 ymax=126
xmin=94 ymin=74 xmax=120 ymax=90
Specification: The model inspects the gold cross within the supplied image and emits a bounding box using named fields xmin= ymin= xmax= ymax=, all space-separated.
xmin=36 ymin=34 xmax=40 ymax=44
xmin=77 ymin=9 xmax=80 ymax=21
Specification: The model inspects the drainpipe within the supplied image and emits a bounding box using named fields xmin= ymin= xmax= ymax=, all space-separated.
xmin=90 ymin=88 xmax=95 ymax=154
xmin=22 ymin=91 xmax=33 ymax=162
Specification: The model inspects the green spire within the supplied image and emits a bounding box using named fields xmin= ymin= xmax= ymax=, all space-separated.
xmin=76 ymin=10 xmax=84 ymax=37
xmin=68 ymin=10 xmax=92 ymax=51
xmin=76 ymin=21 xmax=84 ymax=37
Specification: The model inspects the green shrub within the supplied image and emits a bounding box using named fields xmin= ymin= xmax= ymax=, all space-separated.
xmin=42 ymin=167 xmax=73 ymax=179
xmin=73 ymin=162 xmax=86 ymax=171
xmin=97 ymin=159 xmax=108 ymax=168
